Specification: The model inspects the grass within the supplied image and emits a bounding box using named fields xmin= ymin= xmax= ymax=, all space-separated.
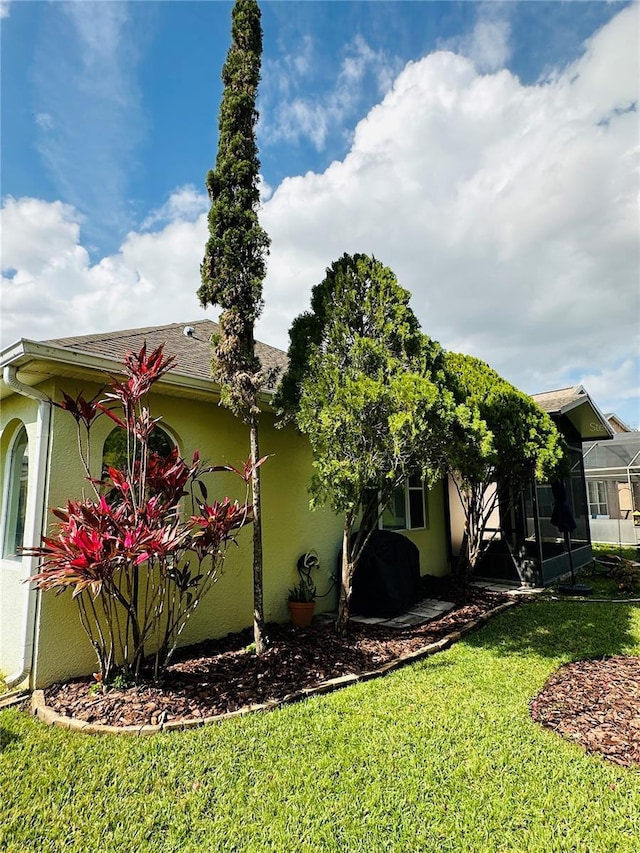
xmin=592 ymin=542 xmax=639 ymax=562
xmin=2 ymin=599 xmax=640 ymax=852
xmin=581 ymin=543 xmax=640 ymax=599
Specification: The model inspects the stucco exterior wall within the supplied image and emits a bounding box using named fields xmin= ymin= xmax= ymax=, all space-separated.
xmin=3 ymin=376 xmax=452 ymax=688
xmin=447 ymin=477 xmax=466 ymax=557
xmin=31 ymin=380 xmax=347 ymax=687
xmin=400 ymin=480 xmax=449 ymax=577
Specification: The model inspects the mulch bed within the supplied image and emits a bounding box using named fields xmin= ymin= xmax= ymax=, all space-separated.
xmin=43 ymin=582 xmax=509 ymax=729
xmin=531 ymin=656 xmax=640 ymax=767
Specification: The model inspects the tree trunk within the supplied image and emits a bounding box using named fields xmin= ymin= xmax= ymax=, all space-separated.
xmin=250 ymin=412 xmax=266 ymax=654
xmin=335 ymin=518 xmax=355 ymax=637
xmin=459 ymin=505 xmax=482 ymax=582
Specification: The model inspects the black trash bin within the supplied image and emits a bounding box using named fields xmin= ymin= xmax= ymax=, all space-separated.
xmin=344 ymin=529 xmax=421 ymax=618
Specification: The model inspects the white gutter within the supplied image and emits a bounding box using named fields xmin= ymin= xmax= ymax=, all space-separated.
xmin=1 ymin=337 xmax=276 ymax=411
xmin=2 ymin=366 xmax=51 ymax=690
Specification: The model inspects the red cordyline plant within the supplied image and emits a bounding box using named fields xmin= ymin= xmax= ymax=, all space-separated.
xmin=26 ymin=343 xmax=264 ymax=683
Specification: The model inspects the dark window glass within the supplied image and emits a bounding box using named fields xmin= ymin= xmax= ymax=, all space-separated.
xmin=408 ymin=488 xmax=425 ymax=529
xmin=102 ymin=426 xmax=173 ymax=474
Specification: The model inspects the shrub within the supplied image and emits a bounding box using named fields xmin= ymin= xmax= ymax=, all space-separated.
xmin=25 ymin=344 xmax=263 ymax=682
xmin=608 ymin=557 xmax=640 ymax=593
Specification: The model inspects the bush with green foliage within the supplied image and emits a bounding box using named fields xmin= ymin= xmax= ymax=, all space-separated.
xmin=276 ymin=253 xmax=469 ymax=633
xmin=444 ymin=352 xmax=565 ymax=578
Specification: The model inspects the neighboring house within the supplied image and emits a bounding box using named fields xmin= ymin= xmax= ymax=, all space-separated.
xmin=583 ymin=415 xmax=640 ymax=546
xmin=447 ymin=385 xmax=613 ymax=587
xmin=605 ymin=413 xmax=636 ymax=435
xmin=0 ymin=320 xmax=451 ymax=689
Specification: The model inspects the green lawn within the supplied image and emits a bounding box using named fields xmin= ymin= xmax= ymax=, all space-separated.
xmin=592 ymin=542 xmax=639 ymax=562
xmin=584 ymin=543 xmax=640 ymax=598
xmin=2 ymin=599 xmax=640 ymax=852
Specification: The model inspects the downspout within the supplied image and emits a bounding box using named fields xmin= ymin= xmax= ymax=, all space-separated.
xmin=2 ymin=366 xmax=51 ymax=690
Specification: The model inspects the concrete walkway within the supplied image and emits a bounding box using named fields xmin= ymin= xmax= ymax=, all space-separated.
xmin=328 ymin=580 xmax=543 ymax=631
xmin=347 ymin=580 xmax=544 ymax=629
xmin=471 ymin=580 xmax=545 ymax=596
xmin=350 ymin=597 xmax=455 ymax=628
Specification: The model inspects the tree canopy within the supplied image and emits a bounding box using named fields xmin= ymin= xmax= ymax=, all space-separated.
xmin=197 ymin=0 xmax=270 ymax=652
xmin=276 ymin=253 xmax=463 ymax=632
xmin=444 ymin=351 xmax=565 ymax=575
xmin=198 ymin=0 xmax=270 ymax=418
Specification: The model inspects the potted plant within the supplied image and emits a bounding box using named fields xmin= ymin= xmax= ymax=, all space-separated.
xmin=288 ymin=551 xmax=319 ymax=627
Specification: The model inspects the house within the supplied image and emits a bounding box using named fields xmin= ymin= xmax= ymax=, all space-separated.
xmin=0 ymin=320 xmax=451 ymax=689
xmin=447 ymin=385 xmax=613 ymax=587
xmin=583 ymin=415 xmax=640 ymax=547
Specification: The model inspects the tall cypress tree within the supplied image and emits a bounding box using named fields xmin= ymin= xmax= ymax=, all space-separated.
xmin=199 ymin=0 xmax=270 ymax=653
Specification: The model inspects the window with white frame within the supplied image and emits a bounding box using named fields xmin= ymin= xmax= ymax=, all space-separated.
xmin=2 ymin=425 xmax=29 ymax=561
xmin=587 ymin=480 xmax=608 ymax=518
xmin=381 ymin=475 xmax=428 ymax=531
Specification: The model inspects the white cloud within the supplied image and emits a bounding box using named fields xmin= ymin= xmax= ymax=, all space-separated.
xmin=257 ymin=4 xmax=639 ymax=421
xmin=441 ymin=3 xmax=512 ymax=74
xmin=2 ymin=6 xmax=638 ymax=424
xmin=264 ymin=34 xmax=315 ymax=95
xmin=259 ymin=174 xmax=273 ymax=204
xmin=34 ymin=112 xmax=54 ymax=130
xmin=262 ymin=35 xmax=398 ymax=151
xmin=577 ymin=360 xmax=640 ymax=429
xmin=1 ymin=196 xmax=209 ymax=345
xmin=0 ymin=1 xmax=11 ymax=19
xmin=141 ymin=185 xmax=209 ymax=230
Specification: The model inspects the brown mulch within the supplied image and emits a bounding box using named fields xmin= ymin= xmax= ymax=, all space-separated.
xmin=43 ymin=584 xmax=509 ymax=729
xmin=531 ymin=656 xmax=640 ymax=767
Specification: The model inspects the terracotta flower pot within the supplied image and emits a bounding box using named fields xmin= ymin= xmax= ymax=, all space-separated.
xmin=288 ymin=600 xmax=316 ymax=628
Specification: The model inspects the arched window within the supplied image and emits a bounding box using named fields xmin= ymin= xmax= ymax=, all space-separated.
xmin=2 ymin=426 xmax=29 ymax=561
xmin=102 ymin=425 xmax=174 ymax=473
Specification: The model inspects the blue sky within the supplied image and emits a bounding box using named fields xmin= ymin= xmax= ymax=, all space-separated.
xmin=1 ymin=0 xmax=639 ymax=427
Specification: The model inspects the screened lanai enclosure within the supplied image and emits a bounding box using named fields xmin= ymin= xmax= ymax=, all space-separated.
xmin=449 ymin=386 xmax=614 ymax=587
xmin=583 ymin=430 xmax=640 ymax=547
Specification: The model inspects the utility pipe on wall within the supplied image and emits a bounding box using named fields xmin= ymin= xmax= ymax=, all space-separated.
xmin=2 ymin=366 xmax=51 ymax=690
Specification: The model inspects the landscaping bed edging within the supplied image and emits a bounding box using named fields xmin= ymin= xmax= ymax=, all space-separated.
xmin=31 ymin=600 xmax=518 ymax=735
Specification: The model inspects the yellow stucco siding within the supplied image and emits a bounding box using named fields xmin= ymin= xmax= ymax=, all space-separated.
xmin=3 ymin=376 xmax=451 ymax=688
xmin=399 ymin=480 xmax=450 ymax=577
xmin=32 ymin=380 xmax=346 ymax=686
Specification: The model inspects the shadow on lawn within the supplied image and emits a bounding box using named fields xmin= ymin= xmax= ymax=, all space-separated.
xmin=465 ymin=598 xmax=640 ymax=662
xmin=0 ymin=726 xmax=21 ymax=752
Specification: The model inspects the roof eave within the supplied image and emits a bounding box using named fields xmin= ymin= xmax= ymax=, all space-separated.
xmin=0 ymin=338 xmax=276 ymax=408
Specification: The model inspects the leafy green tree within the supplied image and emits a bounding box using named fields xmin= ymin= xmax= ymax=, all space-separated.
xmin=276 ymin=253 xmax=462 ymax=635
xmin=444 ymin=352 xmax=565 ymax=578
xmin=198 ymin=0 xmax=270 ymax=652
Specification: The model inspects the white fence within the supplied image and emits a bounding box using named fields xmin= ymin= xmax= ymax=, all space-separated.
xmin=589 ymin=517 xmax=640 ymax=546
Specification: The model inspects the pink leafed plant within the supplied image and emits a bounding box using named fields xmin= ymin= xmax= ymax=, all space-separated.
xmin=25 ymin=344 xmax=265 ymax=683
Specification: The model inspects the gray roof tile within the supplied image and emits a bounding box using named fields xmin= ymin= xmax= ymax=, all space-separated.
xmin=47 ymin=320 xmax=288 ymax=392
xmin=530 ymin=385 xmax=585 ymax=414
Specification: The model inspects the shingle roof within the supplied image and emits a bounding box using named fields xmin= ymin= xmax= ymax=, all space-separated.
xmin=530 ymin=385 xmax=586 ymax=415
xmin=47 ymin=320 xmax=288 ymax=392
xmin=532 ymin=384 xmax=614 ymax=440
